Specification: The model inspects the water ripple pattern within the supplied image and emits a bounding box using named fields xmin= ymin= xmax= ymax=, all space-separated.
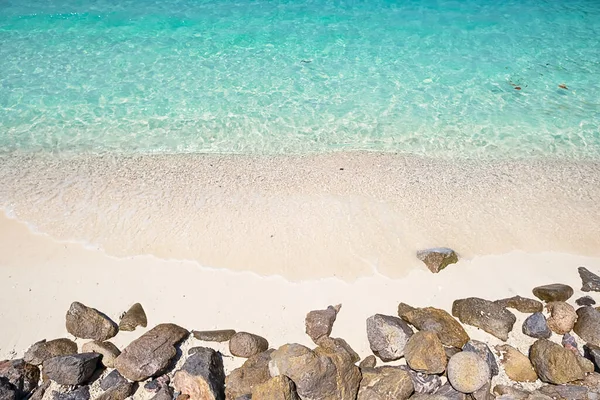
xmin=1 ymin=0 xmax=600 ymax=157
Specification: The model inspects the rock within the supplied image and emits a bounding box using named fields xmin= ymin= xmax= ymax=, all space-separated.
xmin=532 ymin=284 xmax=574 ymax=302
xmin=229 ymin=332 xmax=269 ymax=359
xmin=405 ymin=369 xmax=442 ymax=394
xmin=81 ymin=341 xmax=121 ymax=368
xmin=313 ymin=339 xmax=362 ymax=400
xmin=416 ymin=247 xmax=458 ymax=273
xmin=463 ymin=340 xmax=499 ymax=377
xmin=305 ymin=305 xmax=340 ymax=343
xmin=562 ymin=333 xmax=580 ymax=355
xmin=583 ymin=343 xmax=600 ymax=371
xmin=115 ymin=323 xmax=189 ymax=381
xmin=225 ymin=350 xmax=273 ymax=399
xmin=65 ymin=302 xmax=118 ymax=341
xmin=398 ymin=304 xmax=469 ymax=348
xmin=358 ymin=355 xmax=376 ymax=369
xmin=251 ymin=375 xmax=300 ymax=400
xmin=452 ymin=298 xmax=516 ymax=341
xmin=23 ymin=339 xmax=78 ymax=366
xmin=144 ymin=375 xmax=171 ymax=393
xmin=0 ymin=359 xmax=40 ymax=397
xmin=573 ymin=307 xmax=600 ymax=346
xmin=357 ymin=366 xmax=413 ymax=400
xmin=42 ymin=353 xmax=101 ymax=386
xmin=571 ymin=372 xmax=600 ymax=390
xmin=314 ymin=336 xmax=360 ymax=364
xmin=100 ymin=370 xmax=128 ymax=391
xmin=28 ymin=381 xmax=50 ymax=400
xmin=447 ymin=351 xmax=491 ymax=394
xmin=404 ymin=331 xmax=447 ymax=374
xmin=494 ymin=296 xmax=543 ymax=313
xmin=529 ymin=339 xmax=588 ymax=384
xmin=51 ymin=386 xmax=90 ymax=400
xmin=192 ymin=330 xmax=236 ymax=342
xmin=492 ymin=385 xmax=530 ymax=399
xmin=445 ymin=346 xmax=462 ymax=359
xmin=579 ymin=267 xmax=600 ymax=292
xmin=495 ymin=344 xmax=537 ymax=382
xmin=366 ymin=314 xmax=413 ymax=361
xmin=522 ymin=312 xmax=552 ymax=339
xmin=546 ymin=301 xmax=577 ymax=334
xmin=95 ymin=383 xmax=134 ymax=400
xmin=576 ymin=296 xmax=596 ymax=306
xmin=173 ymin=347 xmax=225 ymax=400
xmin=118 ymin=303 xmax=147 ymax=332
xmin=434 ymin=383 xmax=468 ymax=400
xmin=0 ymin=377 xmax=18 ymax=400
xmin=470 ymin=381 xmax=493 ymax=400
xmin=151 ymin=386 xmax=175 ymax=400
xmin=537 ymin=384 xmax=598 ymax=400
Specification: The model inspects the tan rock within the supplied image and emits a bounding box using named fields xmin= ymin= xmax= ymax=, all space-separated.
xmin=251 ymin=375 xmax=300 ymax=400
xmin=225 ymin=350 xmax=273 ymax=400
xmin=545 ymin=302 xmax=577 ymax=335
xmin=398 ymin=304 xmax=469 ymax=348
xmin=357 ymin=366 xmax=413 ymax=400
xmin=81 ymin=341 xmax=120 ymax=368
xmin=229 ymin=332 xmax=269 ymax=358
xmin=65 ymin=302 xmax=118 ymax=341
xmin=404 ymin=331 xmax=447 ymax=374
xmin=447 ymin=351 xmax=491 ymax=394
xmin=119 ymin=303 xmax=147 ymax=332
xmin=172 ymin=348 xmax=225 ymax=400
xmin=529 ymin=339 xmax=587 ymax=384
xmin=495 ymin=344 xmax=537 ymax=382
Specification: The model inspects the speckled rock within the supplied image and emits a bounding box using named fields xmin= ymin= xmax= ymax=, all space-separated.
xmin=546 ymin=301 xmax=578 ymax=335
xmin=532 ymin=284 xmax=574 ymax=302
xmin=529 ymin=339 xmax=588 ymax=384
xmin=23 ymin=339 xmax=78 ymax=366
xmin=522 ymin=312 xmax=552 ymax=339
xmin=405 ymin=368 xmax=442 ymax=394
xmin=573 ymin=306 xmax=600 ymax=346
xmin=495 ymin=344 xmax=537 ymax=382
xmin=447 ymin=351 xmax=491 ymax=394
xmin=416 ymin=248 xmax=459 ymax=273
xmin=65 ymin=302 xmax=118 ymax=341
xmin=43 ymin=353 xmax=101 ymax=386
xmin=576 ymin=296 xmax=596 ymax=307
xmin=357 ymin=366 xmax=413 ymax=400
xmin=225 ymin=350 xmax=273 ymax=399
xmin=358 ymin=355 xmax=376 ymax=369
xmin=118 ymin=303 xmax=147 ymax=332
xmin=251 ymin=375 xmax=300 ymax=400
xmin=404 ymin=331 xmax=447 ymax=374
xmin=0 ymin=359 xmax=40 ymax=398
xmin=229 ymin=332 xmax=269 ymax=358
xmin=172 ymin=347 xmax=225 ymax=400
xmin=579 ymin=267 xmax=600 ymax=292
xmin=192 ymin=330 xmax=236 ymax=342
xmin=305 ymin=305 xmax=341 ymax=343
xmin=452 ymin=298 xmax=516 ymax=341
xmin=366 ymin=314 xmax=413 ymax=361
xmin=463 ymin=340 xmax=499 ymax=377
xmin=494 ymin=296 xmax=543 ymax=313
xmin=81 ymin=341 xmax=121 ymax=368
xmin=398 ymin=304 xmax=469 ymax=348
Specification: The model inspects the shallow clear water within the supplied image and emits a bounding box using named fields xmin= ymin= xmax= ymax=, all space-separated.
xmin=1 ymin=0 xmax=599 ymax=157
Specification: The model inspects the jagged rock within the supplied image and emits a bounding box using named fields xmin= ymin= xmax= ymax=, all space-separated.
xmin=494 ymin=296 xmax=543 ymax=313
xmin=576 ymin=296 xmax=596 ymax=306
xmin=150 ymin=386 xmax=175 ymax=400
xmin=452 ymin=298 xmax=516 ymax=341
xmin=0 ymin=359 xmax=40 ymax=397
xmin=537 ymin=384 xmax=598 ymax=400
xmin=229 ymin=332 xmax=269 ymax=358
xmin=65 ymin=302 xmax=118 ymax=341
xmin=100 ymin=370 xmax=128 ymax=391
xmin=562 ymin=333 xmax=580 ymax=355
xmin=144 ymin=375 xmax=170 ymax=393
xmin=23 ymin=339 xmax=78 ymax=366
xmin=447 ymin=351 xmax=491 ymax=394
xmin=115 ymin=323 xmax=189 ymax=381
xmin=532 ymin=284 xmax=574 ymax=302
xmin=405 ymin=368 xmax=442 ymax=394
xmin=81 ymin=341 xmax=121 ymax=368
xmin=571 ymin=372 xmax=600 ymax=391
xmin=416 ymin=248 xmax=458 ymax=273
xmin=495 ymin=344 xmax=537 ymax=382
xmin=573 ymin=307 xmax=600 ymax=346
xmin=546 ymin=301 xmax=577 ymax=334
xmin=366 ymin=314 xmax=413 ymax=361
xmin=579 ymin=267 xmax=600 ymax=292
xmin=42 ymin=353 xmax=101 ymax=386
xmin=398 ymin=304 xmax=469 ymax=348
xmin=0 ymin=377 xmax=18 ymax=400
xmin=583 ymin=343 xmax=600 ymax=371
xmin=95 ymin=383 xmax=135 ymax=400
xmin=522 ymin=312 xmax=552 ymax=339
xmin=492 ymin=385 xmax=530 ymax=399
xmin=357 ymin=366 xmax=413 ymax=400
xmin=404 ymin=331 xmax=447 ymax=374
xmin=192 ymin=330 xmax=236 ymax=342
xmin=28 ymin=381 xmax=50 ymax=400
xmin=358 ymin=356 xmax=376 ymax=369
xmin=305 ymin=305 xmax=340 ymax=343
xmin=269 ymin=343 xmax=361 ymax=400
xmin=251 ymin=375 xmax=300 ymax=400
xmin=173 ymin=347 xmax=225 ymax=400
xmin=314 ymin=336 xmax=360 ymax=364
xmin=463 ymin=340 xmax=499 ymax=377
xmin=470 ymin=381 xmax=493 ymax=400
xmin=433 ymin=383 xmax=468 ymax=399
xmin=119 ymin=303 xmax=147 ymax=332
xmin=51 ymin=386 xmax=90 ymax=400
xmin=225 ymin=350 xmax=273 ymax=399
xmin=529 ymin=339 xmax=588 ymax=384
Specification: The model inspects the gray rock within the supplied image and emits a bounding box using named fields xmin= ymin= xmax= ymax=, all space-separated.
xmin=452 ymin=298 xmax=516 ymax=341
xmin=366 ymin=314 xmax=413 ymax=361
xmin=144 ymin=375 xmax=170 ymax=393
xmin=118 ymin=303 xmax=147 ymax=332
xmin=405 ymin=368 xmax=442 ymax=394
xmin=357 ymin=366 xmax=413 ymax=400
xmin=492 ymin=385 xmax=530 ymax=399
xmin=28 ymin=381 xmax=50 ymax=400
xmin=0 ymin=377 xmax=17 ymax=400
xmin=192 ymin=330 xmax=236 ymax=342
xmin=150 ymin=386 xmax=174 ymax=400
xmin=100 ymin=370 xmax=129 ymax=391
xmin=43 ymin=353 xmax=101 ymax=386
xmin=95 ymin=383 xmax=135 ymax=400
xmin=576 ymin=296 xmax=596 ymax=307
xmin=444 ymin=346 xmax=462 ymax=359
xmin=229 ymin=332 xmax=269 ymax=358
xmin=172 ymin=347 xmax=225 ymax=400
xmin=573 ymin=307 xmax=600 ymax=346
xmin=532 ymin=284 xmax=574 ymax=302
xmin=65 ymin=302 xmax=118 ymax=341
xmin=0 ymin=359 xmax=40 ymax=397
xmin=546 ymin=301 xmax=577 ymax=335
xmin=81 ymin=341 xmax=121 ymax=368
xmin=305 ymin=305 xmax=340 ymax=343
xmin=416 ymin=247 xmax=458 ymax=273
xmin=23 ymin=339 xmax=78 ymax=366
xmin=562 ymin=333 xmax=580 ymax=355
xmin=529 ymin=339 xmax=588 ymax=384
xmin=579 ymin=267 xmax=600 ymax=292
xmin=470 ymin=381 xmax=493 ymax=400
xmin=583 ymin=343 xmax=600 ymax=371
xmin=251 ymin=375 xmax=300 ymax=400
xmin=51 ymin=386 xmax=90 ymax=400
xmin=404 ymin=331 xmax=447 ymax=374
xmin=358 ymin=355 xmax=376 ymax=369
xmin=463 ymin=340 xmax=499 ymax=377
xmin=494 ymin=296 xmax=543 ymax=313
xmin=522 ymin=312 xmax=552 ymax=339
xmin=398 ymin=304 xmax=469 ymax=348
xmin=537 ymin=384 xmax=597 ymax=400
xmin=434 ymin=383 xmax=468 ymax=400
xmin=115 ymin=323 xmax=189 ymax=381
xmin=225 ymin=350 xmax=273 ymax=399
xmin=447 ymin=351 xmax=491 ymax=394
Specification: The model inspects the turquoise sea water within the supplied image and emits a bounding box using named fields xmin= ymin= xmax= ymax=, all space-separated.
xmin=1 ymin=0 xmax=599 ymax=157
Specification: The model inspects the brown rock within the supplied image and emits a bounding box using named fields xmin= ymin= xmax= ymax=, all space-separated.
xmin=251 ymin=375 xmax=300 ymax=400
xmin=95 ymin=383 xmax=135 ymax=400
xmin=417 ymin=248 xmax=459 ymax=273
xmin=537 ymin=384 xmax=598 ymax=399
xmin=495 ymin=345 xmax=537 ymax=382
xmin=81 ymin=341 xmax=121 ymax=368
xmin=229 ymin=332 xmax=269 ymax=358
xmin=470 ymin=381 xmax=493 ymax=400
xmin=494 ymin=296 xmax=543 ymax=313
xmin=42 ymin=353 xmax=101 ymax=386
xmin=357 ymin=366 xmax=413 ymax=400
xmin=529 ymin=339 xmax=588 ymax=384
xmin=192 ymin=330 xmax=236 ymax=342
xmin=532 ymin=284 xmax=574 ymax=302
xmin=65 ymin=302 xmax=118 ymax=341
xmin=546 ymin=302 xmax=577 ymax=335
xmin=573 ymin=306 xmax=600 ymax=346
xmin=0 ymin=359 xmax=40 ymax=397
xmin=366 ymin=314 xmax=413 ymax=361
xmin=315 ymin=336 xmax=360 ymax=364
xmin=225 ymin=350 xmax=273 ymax=399
xmin=398 ymin=304 xmax=469 ymax=348
xmin=172 ymin=347 xmax=225 ymax=400
xmin=492 ymin=385 xmax=530 ymax=399
xmin=358 ymin=355 xmax=376 ymax=369
xmin=118 ymin=303 xmax=147 ymax=332
xmin=24 ymin=339 xmax=78 ymax=366
xmin=115 ymin=323 xmax=189 ymax=381
xmin=452 ymin=298 xmax=516 ymax=341
xmin=305 ymin=305 xmax=340 ymax=343
xmin=404 ymin=331 xmax=447 ymax=374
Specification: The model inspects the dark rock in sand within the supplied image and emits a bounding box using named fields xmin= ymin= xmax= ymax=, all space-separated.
xmin=118 ymin=303 xmax=147 ymax=332
xmin=28 ymin=381 xmax=50 ymax=400
xmin=81 ymin=341 xmax=121 ymax=368
xmin=405 ymin=368 xmax=442 ymax=394
xmin=447 ymin=351 xmax=491 ymax=394
xmin=225 ymin=350 xmax=273 ymax=399
xmin=583 ymin=343 xmax=600 ymax=371
xmin=229 ymin=332 xmax=269 ymax=358
xmin=252 ymin=375 xmax=300 ymax=400
xmin=532 ymin=284 xmax=574 ymax=302
xmin=398 ymin=304 xmax=469 ymax=348
xmin=358 ymin=355 xmax=376 ymax=369
xmin=522 ymin=312 xmax=552 ymax=339
xmin=144 ymin=375 xmax=170 ymax=393
xmin=173 ymin=347 xmax=225 ymax=400
xmin=494 ymin=295 xmax=543 ymax=313
xmin=115 ymin=323 xmax=189 ymax=381
xmin=0 ymin=377 xmax=18 ymax=400
xmin=546 ymin=301 xmax=577 ymax=335
xmin=192 ymin=330 xmax=236 ymax=343
xmin=100 ymin=370 xmax=128 ymax=391
xmin=43 ymin=353 xmax=101 ymax=386
xmin=576 ymin=296 xmax=596 ymax=306
xmin=470 ymin=381 xmax=493 ymax=400
xmin=51 ymin=386 xmax=90 ymax=400
xmin=305 ymin=305 xmax=341 ymax=343
xmin=452 ymin=298 xmax=516 ymax=341
xmin=65 ymin=302 xmax=118 ymax=341
xmin=366 ymin=314 xmax=413 ymax=361
xmin=495 ymin=344 xmax=537 ymax=382
xmin=357 ymin=366 xmax=413 ymax=400
xmin=24 ymin=339 xmax=78 ymax=366
xmin=579 ymin=267 xmax=600 ymax=292
xmin=573 ymin=306 xmax=600 ymax=346
xmin=95 ymin=383 xmax=135 ymax=400
xmin=404 ymin=331 xmax=447 ymax=374
xmin=562 ymin=333 xmax=580 ymax=355
xmin=416 ymin=248 xmax=458 ymax=273
xmin=529 ymin=339 xmax=589 ymax=384
xmin=0 ymin=359 xmax=40 ymax=397
xmin=463 ymin=340 xmax=499 ymax=377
